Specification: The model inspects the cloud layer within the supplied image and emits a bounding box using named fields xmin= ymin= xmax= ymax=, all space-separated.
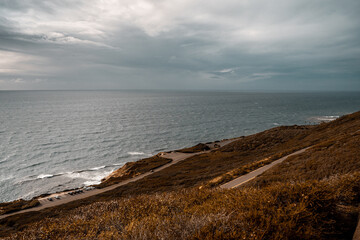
xmin=0 ymin=0 xmax=359 ymax=90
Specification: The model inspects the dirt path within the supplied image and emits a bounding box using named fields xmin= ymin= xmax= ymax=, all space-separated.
xmin=0 ymin=138 xmax=237 ymax=220
xmin=220 ymin=147 xmax=310 ymax=189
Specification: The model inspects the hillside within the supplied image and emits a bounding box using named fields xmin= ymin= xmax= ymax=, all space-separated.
xmin=99 ymin=155 xmax=172 ymax=188
xmin=1 ymin=111 xmax=360 ymax=239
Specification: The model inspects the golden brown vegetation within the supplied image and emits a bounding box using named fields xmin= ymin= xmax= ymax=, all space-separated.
xmin=249 ymin=130 xmax=360 ymax=188
xmin=0 ymin=199 xmax=39 ymax=215
xmin=99 ymin=155 xmax=172 ymax=188
xmin=6 ymin=172 xmax=360 ymax=239
xmin=203 ymin=112 xmax=360 ymax=189
xmin=203 ymin=156 xmax=275 ymax=188
xmin=176 ymin=143 xmax=211 ymax=153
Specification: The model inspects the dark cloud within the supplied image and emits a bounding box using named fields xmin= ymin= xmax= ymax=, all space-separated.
xmin=0 ymin=0 xmax=359 ymax=90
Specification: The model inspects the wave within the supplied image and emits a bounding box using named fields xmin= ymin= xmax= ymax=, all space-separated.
xmin=28 ymin=152 xmax=45 ymax=160
xmin=39 ymin=142 xmax=58 ymax=147
xmin=67 ymin=169 xmax=115 ymax=185
xmin=37 ymin=174 xmax=54 ymax=179
xmin=19 ymin=172 xmax=67 ymax=184
xmin=112 ymin=163 xmax=125 ymax=166
xmin=128 ymin=151 xmax=146 ymax=156
xmin=49 ymin=150 xmax=71 ymax=157
xmin=56 ymin=156 xmax=87 ymax=165
xmin=16 ymin=166 xmax=115 ymax=200
xmin=90 ymin=165 xmax=106 ymax=171
xmin=84 ymin=131 xmax=104 ymax=135
xmin=83 ymin=180 xmax=101 ymax=186
xmin=28 ymin=161 xmax=46 ymax=168
xmin=24 ymin=164 xmax=115 ymax=183
xmin=310 ymin=115 xmax=339 ymax=122
xmin=17 ymin=161 xmax=47 ymax=171
xmin=21 ymin=190 xmax=36 ymax=199
xmin=0 ymin=155 xmax=12 ymax=164
xmin=0 ymin=175 xmax=13 ymax=182
xmin=101 ymin=139 xmax=117 ymax=143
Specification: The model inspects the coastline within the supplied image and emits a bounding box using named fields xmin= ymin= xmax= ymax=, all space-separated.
xmin=2 ymin=91 xmax=358 ymax=205
xmin=0 ymin=113 xmax=349 ymax=218
xmin=1 ymin=111 xmax=360 ymax=239
xmin=0 ymin=114 xmax=342 ymax=216
xmin=0 ymin=137 xmax=239 ymax=217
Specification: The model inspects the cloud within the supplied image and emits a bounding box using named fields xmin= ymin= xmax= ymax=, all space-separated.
xmin=0 ymin=50 xmax=47 ymax=74
xmin=218 ymin=68 xmax=236 ymax=74
xmin=0 ymin=0 xmax=359 ymax=90
xmin=36 ymin=32 xmax=116 ymax=48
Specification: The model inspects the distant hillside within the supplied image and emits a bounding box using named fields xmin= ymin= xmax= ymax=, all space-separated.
xmin=1 ymin=111 xmax=359 ymax=239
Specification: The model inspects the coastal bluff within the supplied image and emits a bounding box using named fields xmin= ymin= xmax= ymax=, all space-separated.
xmin=1 ymin=111 xmax=360 ymax=239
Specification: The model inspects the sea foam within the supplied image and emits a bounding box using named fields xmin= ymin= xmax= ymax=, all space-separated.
xmin=128 ymin=151 xmax=146 ymax=156
xmin=310 ymin=115 xmax=339 ymax=122
xmin=37 ymin=174 xmax=54 ymax=179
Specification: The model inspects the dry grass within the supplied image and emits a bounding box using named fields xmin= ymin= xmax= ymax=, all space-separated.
xmin=202 ymin=111 xmax=360 ymax=189
xmin=99 ymin=155 xmax=172 ymax=188
xmin=6 ymin=172 xmax=360 ymax=240
xmin=0 ymin=199 xmax=39 ymax=215
xmin=176 ymin=143 xmax=210 ymax=153
xmin=202 ymin=156 xmax=275 ymax=188
xmin=248 ymin=131 xmax=360 ymax=188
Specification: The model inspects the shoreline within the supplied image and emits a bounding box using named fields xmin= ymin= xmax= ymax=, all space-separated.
xmin=0 ymin=116 xmax=342 ymax=217
xmin=0 ymin=137 xmax=239 ymax=218
xmin=1 ymin=110 xmax=359 ymax=238
xmin=0 ymin=138 xmax=232 ymax=204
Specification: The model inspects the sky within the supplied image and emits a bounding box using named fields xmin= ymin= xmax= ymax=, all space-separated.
xmin=0 ymin=0 xmax=359 ymax=91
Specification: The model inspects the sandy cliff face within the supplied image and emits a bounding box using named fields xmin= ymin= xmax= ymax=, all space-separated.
xmin=102 ymin=162 xmax=135 ymax=182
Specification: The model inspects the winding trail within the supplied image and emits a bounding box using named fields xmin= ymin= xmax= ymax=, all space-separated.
xmin=0 ymin=138 xmax=236 ymax=220
xmin=220 ymin=147 xmax=310 ymax=189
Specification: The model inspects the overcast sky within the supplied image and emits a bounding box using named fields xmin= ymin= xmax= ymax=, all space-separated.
xmin=0 ymin=0 xmax=359 ymax=91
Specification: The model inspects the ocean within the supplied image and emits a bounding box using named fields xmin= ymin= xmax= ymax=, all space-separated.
xmin=0 ymin=90 xmax=359 ymax=202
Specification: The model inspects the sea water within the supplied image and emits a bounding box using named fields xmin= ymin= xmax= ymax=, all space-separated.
xmin=0 ymin=90 xmax=359 ymax=202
